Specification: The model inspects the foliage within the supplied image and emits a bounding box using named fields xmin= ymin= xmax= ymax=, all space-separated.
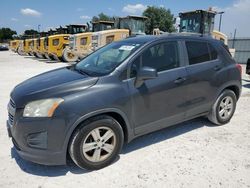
xmin=24 ymin=29 xmax=39 ymax=36
xmin=92 ymin=13 xmax=113 ymax=22
xmin=0 ymin=27 xmax=17 ymax=42
xmin=143 ymin=6 xmax=175 ymax=34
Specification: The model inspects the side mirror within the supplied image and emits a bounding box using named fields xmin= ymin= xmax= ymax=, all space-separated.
xmin=135 ymin=66 xmax=158 ymax=88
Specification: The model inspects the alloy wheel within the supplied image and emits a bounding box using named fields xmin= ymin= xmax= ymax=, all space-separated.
xmin=82 ymin=127 xmax=116 ymax=163
xmin=218 ymin=96 xmax=234 ymax=120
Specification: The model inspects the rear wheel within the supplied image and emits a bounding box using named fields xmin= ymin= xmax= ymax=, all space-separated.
xmin=208 ymin=89 xmax=237 ymax=125
xmin=62 ymin=48 xmax=78 ymax=62
xmin=69 ymin=115 xmax=124 ymax=170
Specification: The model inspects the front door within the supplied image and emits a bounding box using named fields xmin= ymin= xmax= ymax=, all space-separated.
xmin=127 ymin=41 xmax=189 ymax=135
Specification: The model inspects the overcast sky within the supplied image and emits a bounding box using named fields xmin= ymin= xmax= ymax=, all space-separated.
xmin=0 ymin=0 xmax=249 ymax=38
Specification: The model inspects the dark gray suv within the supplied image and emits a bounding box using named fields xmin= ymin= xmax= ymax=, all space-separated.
xmin=7 ymin=34 xmax=242 ymax=170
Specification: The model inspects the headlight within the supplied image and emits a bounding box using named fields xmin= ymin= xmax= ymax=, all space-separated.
xmin=23 ymin=98 xmax=64 ymax=117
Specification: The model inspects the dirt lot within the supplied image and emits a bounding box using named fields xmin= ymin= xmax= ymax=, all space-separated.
xmin=0 ymin=51 xmax=250 ymax=188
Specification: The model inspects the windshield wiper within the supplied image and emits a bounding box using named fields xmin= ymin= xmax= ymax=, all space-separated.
xmin=74 ymin=67 xmax=90 ymax=76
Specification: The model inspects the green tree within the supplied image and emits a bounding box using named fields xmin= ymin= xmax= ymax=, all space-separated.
xmin=0 ymin=27 xmax=17 ymax=42
xmin=143 ymin=6 xmax=175 ymax=34
xmin=24 ymin=29 xmax=39 ymax=36
xmin=92 ymin=13 xmax=113 ymax=22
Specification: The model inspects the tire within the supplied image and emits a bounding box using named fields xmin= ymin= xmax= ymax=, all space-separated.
xmin=34 ymin=52 xmax=39 ymax=58
xmin=62 ymin=48 xmax=78 ymax=62
xmin=36 ymin=53 xmax=44 ymax=59
xmin=51 ymin=54 xmax=59 ymax=61
xmin=44 ymin=53 xmax=52 ymax=60
xmin=17 ymin=47 xmax=25 ymax=56
xmin=68 ymin=115 xmax=124 ymax=170
xmin=58 ymin=57 xmax=65 ymax=62
xmin=208 ymin=89 xmax=237 ymax=125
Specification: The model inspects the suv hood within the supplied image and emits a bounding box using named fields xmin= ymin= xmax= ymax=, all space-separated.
xmin=11 ymin=67 xmax=98 ymax=107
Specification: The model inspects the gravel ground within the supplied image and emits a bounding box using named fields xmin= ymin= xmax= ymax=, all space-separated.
xmin=0 ymin=51 xmax=250 ymax=188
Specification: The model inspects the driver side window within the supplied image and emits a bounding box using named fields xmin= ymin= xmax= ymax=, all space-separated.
xmin=130 ymin=41 xmax=180 ymax=78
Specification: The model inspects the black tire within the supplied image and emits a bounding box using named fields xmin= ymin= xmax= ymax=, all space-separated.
xmin=17 ymin=47 xmax=24 ymax=55
xmin=34 ymin=53 xmax=39 ymax=58
xmin=208 ymin=89 xmax=237 ymax=125
xmin=68 ymin=115 xmax=124 ymax=170
xmin=58 ymin=57 xmax=65 ymax=62
xmin=44 ymin=53 xmax=53 ymax=60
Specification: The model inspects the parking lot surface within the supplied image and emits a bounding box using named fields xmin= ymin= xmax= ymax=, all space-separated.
xmin=0 ymin=51 xmax=250 ymax=188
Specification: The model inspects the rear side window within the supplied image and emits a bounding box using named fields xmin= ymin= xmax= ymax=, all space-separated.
xmin=222 ymin=43 xmax=232 ymax=57
xmin=186 ymin=41 xmax=210 ymax=65
xmin=208 ymin=43 xmax=218 ymax=60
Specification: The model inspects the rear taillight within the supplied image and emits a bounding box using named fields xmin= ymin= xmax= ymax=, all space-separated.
xmin=236 ymin=64 xmax=242 ymax=76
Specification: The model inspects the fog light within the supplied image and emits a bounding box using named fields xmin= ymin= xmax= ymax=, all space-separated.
xmin=27 ymin=132 xmax=47 ymax=149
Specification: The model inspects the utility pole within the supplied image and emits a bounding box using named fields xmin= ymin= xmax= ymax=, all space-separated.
xmin=232 ymin=29 xmax=237 ymax=49
xmin=218 ymin=11 xmax=225 ymax=32
xmin=38 ymin=24 xmax=41 ymax=32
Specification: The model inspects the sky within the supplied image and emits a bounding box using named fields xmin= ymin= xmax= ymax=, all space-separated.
xmin=0 ymin=0 xmax=249 ymax=38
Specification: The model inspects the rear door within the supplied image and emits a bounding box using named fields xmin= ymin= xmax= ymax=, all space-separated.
xmin=183 ymin=40 xmax=223 ymax=117
xmin=126 ymin=40 xmax=189 ymax=135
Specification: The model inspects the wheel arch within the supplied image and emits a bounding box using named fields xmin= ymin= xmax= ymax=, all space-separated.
xmin=63 ymin=108 xmax=133 ymax=161
xmin=215 ymin=81 xmax=241 ymax=102
xmin=223 ymin=85 xmax=240 ymax=100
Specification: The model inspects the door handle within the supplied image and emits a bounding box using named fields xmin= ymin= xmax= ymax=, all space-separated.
xmin=174 ymin=77 xmax=186 ymax=84
xmin=214 ymin=65 xmax=222 ymax=71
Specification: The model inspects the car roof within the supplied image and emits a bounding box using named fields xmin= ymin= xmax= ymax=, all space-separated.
xmin=123 ymin=33 xmax=219 ymax=44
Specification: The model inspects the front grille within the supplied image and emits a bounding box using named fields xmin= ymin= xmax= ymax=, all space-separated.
xmin=8 ymin=113 xmax=14 ymax=125
xmin=8 ymin=98 xmax=16 ymax=126
xmin=10 ymin=98 xmax=16 ymax=108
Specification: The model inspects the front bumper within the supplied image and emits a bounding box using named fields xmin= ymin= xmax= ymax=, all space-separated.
xmin=6 ymin=116 xmax=69 ymax=165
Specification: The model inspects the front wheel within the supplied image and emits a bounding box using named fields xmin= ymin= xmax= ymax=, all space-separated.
xmin=68 ymin=115 xmax=124 ymax=170
xmin=208 ymin=90 xmax=237 ymax=125
xmin=62 ymin=48 xmax=79 ymax=62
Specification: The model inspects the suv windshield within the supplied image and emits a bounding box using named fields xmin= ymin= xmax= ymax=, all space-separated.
xmin=75 ymin=41 xmax=143 ymax=76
